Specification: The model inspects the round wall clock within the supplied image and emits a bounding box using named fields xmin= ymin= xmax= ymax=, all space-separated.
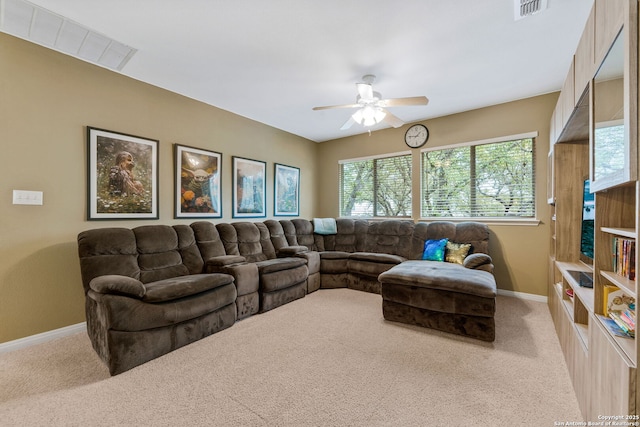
xmin=404 ymin=124 xmax=429 ymax=148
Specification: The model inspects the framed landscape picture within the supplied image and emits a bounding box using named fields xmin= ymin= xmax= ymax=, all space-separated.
xmin=232 ymin=156 xmax=266 ymax=218
xmin=86 ymin=126 xmax=158 ymax=220
xmin=274 ymin=163 xmax=300 ymax=216
xmin=174 ymin=144 xmax=222 ymax=218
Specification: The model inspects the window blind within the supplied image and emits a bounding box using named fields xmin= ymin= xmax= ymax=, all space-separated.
xmin=422 ymin=138 xmax=535 ymax=218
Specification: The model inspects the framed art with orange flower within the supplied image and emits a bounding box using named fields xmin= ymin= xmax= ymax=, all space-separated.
xmin=174 ymin=144 xmax=222 ymax=218
xmin=87 ymin=126 xmax=158 ymax=220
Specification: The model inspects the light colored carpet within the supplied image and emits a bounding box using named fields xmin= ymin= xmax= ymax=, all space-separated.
xmin=0 ymin=289 xmax=581 ymax=426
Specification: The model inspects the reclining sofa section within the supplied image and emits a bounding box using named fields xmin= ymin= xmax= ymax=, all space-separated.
xmin=77 ymin=219 xmax=497 ymax=375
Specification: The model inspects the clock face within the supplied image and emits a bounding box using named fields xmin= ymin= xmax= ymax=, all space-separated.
xmin=404 ymin=124 xmax=429 ymax=148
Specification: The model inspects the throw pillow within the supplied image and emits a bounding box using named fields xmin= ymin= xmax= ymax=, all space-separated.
xmin=445 ymin=241 xmax=472 ymax=265
xmin=313 ymin=218 xmax=337 ymax=235
xmin=422 ymin=238 xmax=448 ymax=261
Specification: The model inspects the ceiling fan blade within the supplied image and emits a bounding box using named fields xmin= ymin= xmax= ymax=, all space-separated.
xmin=312 ymin=103 xmax=360 ymax=111
xmin=356 ymin=83 xmax=374 ymax=100
xmin=381 ymin=110 xmax=405 ymax=128
xmin=340 ymin=116 xmax=356 ymax=130
xmin=379 ymin=96 xmax=429 ymax=107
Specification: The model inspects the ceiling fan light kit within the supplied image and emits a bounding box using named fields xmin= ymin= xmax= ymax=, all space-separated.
xmin=313 ymin=74 xmax=428 ymax=131
xmin=352 ymin=105 xmax=386 ymax=126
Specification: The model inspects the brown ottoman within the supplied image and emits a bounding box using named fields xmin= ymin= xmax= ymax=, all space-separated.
xmin=378 ymin=260 xmax=497 ymax=341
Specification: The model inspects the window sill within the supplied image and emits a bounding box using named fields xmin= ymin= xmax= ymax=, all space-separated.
xmin=418 ymin=217 xmax=541 ymax=226
xmin=338 ymin=216 xmax=541 ymax=226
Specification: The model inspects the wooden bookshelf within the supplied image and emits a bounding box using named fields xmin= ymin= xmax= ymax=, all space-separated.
xmin=547 ymin=0 xmax=638 ymax=419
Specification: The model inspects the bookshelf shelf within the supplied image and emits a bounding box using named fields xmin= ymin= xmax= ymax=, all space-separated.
xmin=600 ymin=270 xmax=636 ymax=296
xmin=601 ymin=227 xmax=636 ymax=238
xmin=594 ymin=314 xmax=635 ymax=365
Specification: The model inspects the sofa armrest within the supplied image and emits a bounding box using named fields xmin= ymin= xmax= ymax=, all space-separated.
xmin=463 ymin=253 xmax=494 ymax=273
xmin=205 ymin=255 xmax=247 ymax=271
xmin=277 ymin=246 xmax=309 ymax=257
xmin=89 ymin=275 xmax=145 ymax=299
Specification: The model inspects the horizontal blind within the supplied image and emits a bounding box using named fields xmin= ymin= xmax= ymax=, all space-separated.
xmin=374 ymin=155 xmax=412 ymax=217
xmin=422 ymin=138 xmax=535 ymax=218
xmin=340 ymin=153 xmax=412 ymax=218
xmin=340 ymin=159 xmax=374 ymax=216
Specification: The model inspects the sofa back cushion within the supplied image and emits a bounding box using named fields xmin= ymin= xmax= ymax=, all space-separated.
xmin=256 ymin=222 xmax=277 ymax=259
xmin=173 ymin=225 xmax=205 ymax=275
xmin=191 ymin=221 xmax=228 ymax=261
xmin=363 ymin=220 xmax=417 ymax=258
xmin=229 ymin=222 xmax=272 ymax=263
xmin=133 ymin=225 xmax=190 ymax=283
xmin=320 ymin=218 xmax=368 ymax=252
xmin=291 ymin=219 xmax=324 ymax=251
xmin=216 ymin=223 xmax=241 ymax=256
xmin=77 ymin=227 xmax=140 ymax=294
xmin=454 ymin=222 xmax=490 ymax=255
xmin=263 ymin=219 xmax=289 ymax=252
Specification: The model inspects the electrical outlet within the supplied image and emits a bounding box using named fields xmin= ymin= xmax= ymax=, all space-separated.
xmin=13 ymin=190 xmax=43 ymax=205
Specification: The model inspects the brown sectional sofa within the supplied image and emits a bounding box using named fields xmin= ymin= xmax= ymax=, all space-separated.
xmin=77 ymin=218 xmax=497 ymax=375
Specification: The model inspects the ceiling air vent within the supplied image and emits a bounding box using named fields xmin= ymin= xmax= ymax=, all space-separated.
xmin=514 ymin=0 xmax=548 ymax=20
xmin=0 ymin=0 xmax=136 ymax=71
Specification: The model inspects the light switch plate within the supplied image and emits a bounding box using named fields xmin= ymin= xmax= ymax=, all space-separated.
xmin=13 ymin=190 xmax=43 ymax=205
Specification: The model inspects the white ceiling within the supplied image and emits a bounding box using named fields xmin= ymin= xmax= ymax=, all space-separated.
xmin=18 ymin=0 xmax=594 ymax=142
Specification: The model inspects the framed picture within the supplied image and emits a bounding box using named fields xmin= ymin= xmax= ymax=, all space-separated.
xmin=86 ymin=127 xmax=158 ymax=220
xmin=274 ymin=163 xmax=300 ymax=216
xmin=232 ymin=156 xmax=266 ymax=218
xmin=174 ymin=144 xmax=222 ymax=218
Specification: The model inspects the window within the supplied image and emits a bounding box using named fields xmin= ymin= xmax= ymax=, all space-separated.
xmin=340 ymin=153 xmax=412 ymax=217
xmin=421 ymin=136 xmax=535 ymax=218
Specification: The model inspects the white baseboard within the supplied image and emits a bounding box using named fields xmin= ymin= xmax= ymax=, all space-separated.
xmin=0 ymin=322 xmax=86 ymax=354
xmin=498 ymin=289 xmax=547 ymax=303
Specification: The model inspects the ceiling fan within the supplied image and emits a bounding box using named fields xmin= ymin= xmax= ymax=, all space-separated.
xmin=312 ymin=74 xmax=429 ymax=130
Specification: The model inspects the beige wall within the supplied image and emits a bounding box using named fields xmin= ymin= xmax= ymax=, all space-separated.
xmin=1 ymin=31 xmax=557 ymax=344
xmin=0 ymin=34 xmax=318 ymax=343
xmin=316 ymin=94 xmax=557 ymax=297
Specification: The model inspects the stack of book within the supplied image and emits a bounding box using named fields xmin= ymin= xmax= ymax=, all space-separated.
xmin=600 ymin=285 xmax=636 ymax=338
xmin=609 ymin=309 xmax=635 ymax=338
xmin=612 ymin=237 xmax=636 ymax=280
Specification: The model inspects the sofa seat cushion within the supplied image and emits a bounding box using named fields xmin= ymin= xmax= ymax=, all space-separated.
xmin=277 ymin=246 xmax=309 ymax=256
xmin=319 ymin=251 xmax=350 ymax=274
xmin=143 ymin=273 xmax=235 ymax=303
xmin=378 ymin=260 xmax=496 ymax=298
xmin=320 ymin=251 xmax=350 ymax=260
xmin=88 ymin=282 xmax=237 ymax=332
xmin=254 ymin=257 xmax=306 ymax=274
xmin=205 ymin=255 xmax=247 ymax=268
xmin=348 ymin=252 xmax=405 ymax=264
xmin=260 ymin=264 xmax=308 ymax=293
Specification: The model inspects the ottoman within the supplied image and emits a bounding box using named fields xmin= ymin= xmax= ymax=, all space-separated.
xmin=378 ymin=260 xmax=497 ymax=341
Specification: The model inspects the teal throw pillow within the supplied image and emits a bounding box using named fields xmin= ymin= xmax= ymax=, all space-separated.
xmin=422 ymin=238 xmax=448 ymax=261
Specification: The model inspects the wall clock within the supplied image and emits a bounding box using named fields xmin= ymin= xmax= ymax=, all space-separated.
xmin=404 ymin=124 xmax=429 ymax=148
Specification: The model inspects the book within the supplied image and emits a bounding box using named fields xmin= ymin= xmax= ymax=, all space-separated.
xmin=597 ymin=314 xmax=633 ymax=339
xmin=612 ymin=237 xmax=636 ymax=280
xmin=602 ymin=284 xmax=620 ymax=315
xmin=609 ymin=311 xmax=635 ymax=337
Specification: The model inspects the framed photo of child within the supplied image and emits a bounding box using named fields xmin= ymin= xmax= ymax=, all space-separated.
xmin=86 ymin=127 xmax=159 ymax=220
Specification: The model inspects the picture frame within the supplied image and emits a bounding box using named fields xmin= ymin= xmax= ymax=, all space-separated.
xmin=232 ymin=156 xmax=266 ymax=218
xmin=274 ymin=163 xmax=300 ymax=216
xmin=86 ymin=126 xmax=158 ymax=220
xmin=174 ymin=144 xmax=222 ymax=218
